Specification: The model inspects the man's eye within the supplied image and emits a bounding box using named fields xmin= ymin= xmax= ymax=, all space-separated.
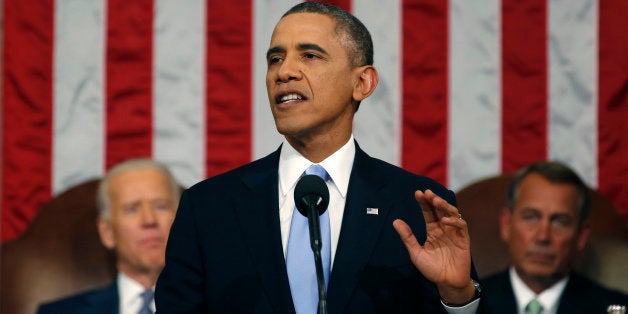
xmin=153 ymin=200 xmax=172 ymax=211
xmin=522 ymin=214 xmax=538 ymax=222
xmin=304 ymin=53 xmax=318 ymax=59
xmin=268 ymin=56 xmax=282 ymax=64
xmin=552 ymin=216 xmax=572 ymax=227
xmin=124 ymin=206 xmax=139 ymax=214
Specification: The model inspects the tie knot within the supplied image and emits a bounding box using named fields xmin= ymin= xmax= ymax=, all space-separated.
xmin=525 ymin=298 xmax=543 ymax=314
xmin=138 ymin=289 xmax=154 ymax=314
xmin=305 ymin=164 xmax=329 ymax=181
xmin=140 ymin=289 xmax=154 ymax=302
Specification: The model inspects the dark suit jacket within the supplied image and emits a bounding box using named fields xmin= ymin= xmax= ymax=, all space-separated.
xmin=37 ymin=282 xmax=118 ymax=314
xmin=156 ymin=143 xmax=483 ymax=313
xmin=481 ymin=270 xmax=628 ymax=314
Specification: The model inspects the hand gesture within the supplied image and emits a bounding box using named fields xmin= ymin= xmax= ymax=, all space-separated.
xmin=393 ymin=189 xmax=475 ymax=303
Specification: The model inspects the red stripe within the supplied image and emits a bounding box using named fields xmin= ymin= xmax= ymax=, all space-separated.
xmin=1 ymin=0 xmax=54 ymax=242
xmin=501 ymin=0 xmax=547 ymax=173
xmin=308 ymin=0 xmax=352 ymax=12
xmin=105 ymin=0 xmax=154 ymax=170
xmin=401 ymin=0 xmax=449 ymax=185
xmin=598 ymin=0 xmax=628 ymax=220
xmin=205 ymin=1 xmax=253 ymax=177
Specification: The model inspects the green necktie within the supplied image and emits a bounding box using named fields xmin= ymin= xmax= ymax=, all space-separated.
xmin=525 ymin=298 xmax=543 ymax=314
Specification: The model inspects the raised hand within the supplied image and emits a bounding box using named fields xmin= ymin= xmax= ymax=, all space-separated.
xmin=393 ymin=189 xmax=475 ymax=304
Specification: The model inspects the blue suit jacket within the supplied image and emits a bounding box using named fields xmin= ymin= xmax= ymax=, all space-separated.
xmin=156 ymin=143 xmax=483 ymax=313
xmin=481 ymin=270 xmax=628 ymax=314
xmin=37 ymin=282 xmax=118 ymax=314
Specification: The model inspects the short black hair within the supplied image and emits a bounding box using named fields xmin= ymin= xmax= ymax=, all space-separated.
xmin=506 ymin=161 xmax=591 ymax=224
xmin=282 ymin=2 xmax=374 ymax=67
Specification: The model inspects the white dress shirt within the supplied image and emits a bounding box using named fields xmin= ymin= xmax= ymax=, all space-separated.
xmin=117 ymin=272 xmax=155 ymax=314
xmin=510 ymin=267 xmax=569 ymax=314
xmin=278 ymin=135 xmax=354 ymax=266
xmin=277 ymin=135 xmax=479 ymax=313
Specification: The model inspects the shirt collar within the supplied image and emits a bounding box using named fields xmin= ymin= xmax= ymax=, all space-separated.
xmin=509 ymin=267 xmax=569 ymax=314
xmin=279 ymin=135 xmax=355 ymax=199
xmin=117 ymin=272 xmax=153 ymax=310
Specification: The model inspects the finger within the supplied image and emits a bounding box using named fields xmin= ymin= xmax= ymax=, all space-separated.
xmin=439 ymin=215 xmax=469 ymax=232
xmin=439 ymin=216 xmax=471 ymax=247
xmin=415 ymin=190 xmax=437 ymax=223
xmin=419 ymin=189 xmax=450 ymax=221
xmin=393 ymin=219 xmax=422 ymax=254
xmin=424 ymin=189 xmax=461 ymax=221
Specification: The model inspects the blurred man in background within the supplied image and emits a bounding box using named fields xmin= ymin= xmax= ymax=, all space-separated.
xmin=38 ymin=158 xmax=181 ymax=314
xmin=481 ymin=161 xmax=628 ymax=314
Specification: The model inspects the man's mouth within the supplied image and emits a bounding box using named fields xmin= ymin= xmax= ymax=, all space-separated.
xmin=276 ymin=92 xmax=305 ymax=104
xmin=526 ymin=251 xmax=555 ymax=264
xmin=140 ymin=235 xmax=164 ymax=246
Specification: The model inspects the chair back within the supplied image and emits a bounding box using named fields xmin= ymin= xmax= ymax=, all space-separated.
xmin=0 ymin=179 xmax=117 ymax=314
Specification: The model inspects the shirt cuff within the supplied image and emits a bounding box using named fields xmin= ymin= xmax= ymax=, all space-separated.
xmin=442 ymin=298 xmax=480 ymax=314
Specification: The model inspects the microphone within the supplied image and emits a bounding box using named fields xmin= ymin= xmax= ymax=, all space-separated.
xmin=294 ymin=174 xmax=330 ymax=314
xmin=294 ymin=174 xmax=329 ymax=217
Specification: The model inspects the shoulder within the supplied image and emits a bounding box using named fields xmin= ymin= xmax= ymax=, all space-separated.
xmin=480 ymin=269 xmax=511 ymax=292
xmin=37 ymin=283 xmax=117 ymax=314
xmin=478 ymin=270 xmax=517 ymax=313
xmin=187 ymin=148 xmax=280 ymax=194
xmin=557 ymin=273 xmax=628 ymax=313
xmin=567 ymin=273 xmax=628 ymax=302
xmin=354 ymin=145 xmax=454 ymax=202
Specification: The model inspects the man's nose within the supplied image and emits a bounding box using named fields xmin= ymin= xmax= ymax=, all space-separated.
xmin=140 ymin=205 xmax=158 ymax=225
xmin=277 ymin=57 xmax=302 ymax=82
xmin=534 ymin=220 xmax=552 ymax=243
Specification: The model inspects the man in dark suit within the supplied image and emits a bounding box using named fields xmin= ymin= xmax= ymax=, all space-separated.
xmin=481 ymin=161 xmax=628 ymax=313
xmin=156 ymin=2 xmax=484 ymax=313
xmin=37 ymin=159 xmax=181 ymax=314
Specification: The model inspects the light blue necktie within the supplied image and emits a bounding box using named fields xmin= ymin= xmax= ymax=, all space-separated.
xmin=286 ymin=164 xmax=331 ymax=314
xmin=138 ymin=289 xmax=154 ymax=314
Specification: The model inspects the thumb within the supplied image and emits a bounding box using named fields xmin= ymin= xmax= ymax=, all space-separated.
xmin=393 ymin=219 xmax=422 ymax=256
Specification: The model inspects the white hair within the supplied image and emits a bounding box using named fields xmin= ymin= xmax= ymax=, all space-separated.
xmin=96 ymin=158 xmax=181 ymax=220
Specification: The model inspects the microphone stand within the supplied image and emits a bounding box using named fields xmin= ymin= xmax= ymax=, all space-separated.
xmin=306 ymin=200 xmax=328 ymax=314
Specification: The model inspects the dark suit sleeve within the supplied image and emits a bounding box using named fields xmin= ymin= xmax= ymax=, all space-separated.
xmin=155 ymin=189 xmax=208 ymax=313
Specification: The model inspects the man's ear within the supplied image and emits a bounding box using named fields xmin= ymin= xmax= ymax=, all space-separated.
xmin=97 ymin=217 xmax=116 ymax=250
xmin=577 ymin=220 xmax=591 ymax=251
xmin=352 ymin=65 xmax=378 ymax=102
xmin=499 ymin=207 xmax=512 ymax=242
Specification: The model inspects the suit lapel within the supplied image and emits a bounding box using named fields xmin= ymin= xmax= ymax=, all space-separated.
xmin=556 ymin=274 xmax=590 ymax=314
xmin=84 ymin=283 xmax=119 ymax=314
xmin=233 ymin=148 xmax=295 ymax=313
xmin=327 ymin=146 xmax=394 ymax=313
xmin=497 ymin=272 xmax=518 ymax=313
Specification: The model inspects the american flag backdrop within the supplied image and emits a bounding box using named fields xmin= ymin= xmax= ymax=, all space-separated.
xmin=2 ymin=0 xmax=627 ymax=242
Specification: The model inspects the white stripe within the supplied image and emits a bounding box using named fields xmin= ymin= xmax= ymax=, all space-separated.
xmin=53 ymin=0 xmax=106 ymax=194
xmin=153 ymin=0 xmax=207 ymax=188
xmin=448 ymin=0 xmax=501 ymax=191
xmin=253 ymin=0 xmax=293 ymax=158
xmin=548 ymin=0 xmax=598 ymax=188
xmin=353 ymin=0 xmax=402 ymax=166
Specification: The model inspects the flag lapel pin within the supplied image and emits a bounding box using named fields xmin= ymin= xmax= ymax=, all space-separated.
xmin=366 ymin=207 xmax=379 ymax=215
